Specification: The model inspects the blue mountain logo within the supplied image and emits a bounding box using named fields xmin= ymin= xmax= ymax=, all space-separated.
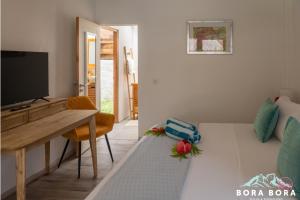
xmin=242 ymin=173 xmax=293 ymax=190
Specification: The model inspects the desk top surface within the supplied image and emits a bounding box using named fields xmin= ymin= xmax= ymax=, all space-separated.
xmin=1 ymin=109 xmax=98 ymax=152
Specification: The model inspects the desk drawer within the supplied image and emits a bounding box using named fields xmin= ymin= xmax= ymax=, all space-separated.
xmin=49 ymin=101 xmax=67 ymax=113
xmin=2 ymin=112 xmax=28 ymax=131
xmin=29 ymin=101 xmax=67 ymax=122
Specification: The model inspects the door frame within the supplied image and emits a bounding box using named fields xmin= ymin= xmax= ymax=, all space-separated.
xmin=100 ymin=26 xmax=119 ymax=122
xmin=75 ymin=17 xmax=100 ymax=105
xmin=75 ymin=17 xmax=80 ymax=96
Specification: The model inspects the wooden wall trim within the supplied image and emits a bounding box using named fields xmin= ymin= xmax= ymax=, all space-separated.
xmin=113 ymin=30 xmax=119 ymax=122
xmin=75 ymin=17 xmax=80 ymax=96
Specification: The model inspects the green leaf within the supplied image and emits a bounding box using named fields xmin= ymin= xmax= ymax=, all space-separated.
xmin=144 ymin=129 xmax=166 ymax=137
xmin=145 ymin=130 xmax=153 ymax=135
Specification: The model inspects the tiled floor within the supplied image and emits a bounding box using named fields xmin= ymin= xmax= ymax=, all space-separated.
xmin=102 ymin=119 xmax=138 ymax=140
xmin=4 ymin=119 xmax=138 ymax=200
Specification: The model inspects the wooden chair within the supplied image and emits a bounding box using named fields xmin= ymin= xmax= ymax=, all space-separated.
xmin=132 ymin=83 xmax=138 ymax=119
xmin=57 ymin=96 xmax=115 ymax=178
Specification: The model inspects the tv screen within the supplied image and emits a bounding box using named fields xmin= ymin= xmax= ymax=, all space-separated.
xmin=1 ymin=51 xmax=49 ymax=106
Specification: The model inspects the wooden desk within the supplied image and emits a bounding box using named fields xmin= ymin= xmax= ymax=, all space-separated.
xmin=1 ymin=109 xmax=98 ymax=200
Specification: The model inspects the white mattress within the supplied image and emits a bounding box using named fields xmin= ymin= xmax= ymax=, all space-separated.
xmin=86 ymin=123 xmax=282 ymax=200
xmin=181 ymin=123 xmax=281 ymax=200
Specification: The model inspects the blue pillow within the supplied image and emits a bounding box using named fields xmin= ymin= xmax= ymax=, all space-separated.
xmin=277 ymin=117 xmax=300 ymax=199
xmin=254 ymin=98 xmax=279 ymax=142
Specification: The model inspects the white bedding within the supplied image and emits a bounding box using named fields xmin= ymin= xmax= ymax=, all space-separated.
xmin=181 ymin=123 xmax=281 ymax=200
xmin=86 ymin=123 xmax=282 ymax=200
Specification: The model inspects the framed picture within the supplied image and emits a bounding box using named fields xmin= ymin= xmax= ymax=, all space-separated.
xmin=187 ymin=20 xmax=233 ymax=54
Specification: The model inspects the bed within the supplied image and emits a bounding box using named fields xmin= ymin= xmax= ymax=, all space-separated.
xmin=86 ymin=123 xmax=282 ymax=200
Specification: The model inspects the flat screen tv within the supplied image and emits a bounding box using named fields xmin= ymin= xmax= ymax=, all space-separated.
xmin=1 ymin=50 xmax=49 ymax=107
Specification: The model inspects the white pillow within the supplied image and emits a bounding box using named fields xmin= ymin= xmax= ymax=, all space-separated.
xmin=275 ymin=96 xmax=300 ymax=141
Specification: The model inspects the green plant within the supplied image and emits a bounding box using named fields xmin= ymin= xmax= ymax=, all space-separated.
xmin=101 ymin=99 xmax=113 ymax=114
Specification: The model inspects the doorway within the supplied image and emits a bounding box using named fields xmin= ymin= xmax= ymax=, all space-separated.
xmin=99 ymin=27 xmax=119 ymax=121
xmin=76 ymin=19 xmax=139 ymax=140
xmin=100 ymin=25 xmax=139 ymax=140
xmin=99 ymin=26 xmax=138 ymax=123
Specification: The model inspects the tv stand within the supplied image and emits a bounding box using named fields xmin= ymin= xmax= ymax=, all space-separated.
xmin=10 ymin=104 xmax=31 ymax=112
xmin=32 ymin=97 xmax=50 ymax=104
xmin=2 ymin=98 xmax=67 ymax=131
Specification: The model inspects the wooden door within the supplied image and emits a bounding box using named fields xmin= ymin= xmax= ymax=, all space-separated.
xmin=112 ymin=29 xmax=119 ymax=122
xmin=76 ymin=17 xmax=101 ymax=108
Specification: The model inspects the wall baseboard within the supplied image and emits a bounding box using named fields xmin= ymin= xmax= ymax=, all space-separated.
xmin=1 ymin=150 xmax=75 ymax=199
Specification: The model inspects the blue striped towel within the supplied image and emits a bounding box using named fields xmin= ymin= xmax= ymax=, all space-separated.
xmin=165 ymin=118 xmax=201 ymax=144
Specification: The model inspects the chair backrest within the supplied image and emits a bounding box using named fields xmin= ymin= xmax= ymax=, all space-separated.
xmin=67 ymin=96 xmax=97 ymax=110
xmin=132 ymin=83 xmax=138 ymax=106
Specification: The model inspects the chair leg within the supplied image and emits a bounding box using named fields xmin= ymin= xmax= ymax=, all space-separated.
xmin=77 ymin=141 xmax=82 ymax=179
xmin=57 ymin=139 xmax=70 ymax=168
xmin=105 ymin=134 xmax=114 ymax=162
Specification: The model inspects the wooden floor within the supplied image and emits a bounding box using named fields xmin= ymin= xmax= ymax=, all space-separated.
xmin=4 ymin=120 xmax=138 ymax=200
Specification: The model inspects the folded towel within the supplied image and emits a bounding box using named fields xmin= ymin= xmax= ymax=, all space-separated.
xmin=165 ymin=119 xmax=201 ymax=144
xmin=166 ymin=118 xmax=197 ymax=131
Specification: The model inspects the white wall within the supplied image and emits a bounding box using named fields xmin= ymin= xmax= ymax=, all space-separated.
xmin=95 ymin=0 xmax=292 ymax=137
xmin=113 ymin=26 xmax=138 ymax=121
xmin=1 ymin=0 xmax=95 ymax=195
xmin=295 ymin=1 xmax=300 ymax=102
xmin=132 ymin=26 xmax=138 ymax=81
xmin=286 ymin=0 xmax=300 ymax=102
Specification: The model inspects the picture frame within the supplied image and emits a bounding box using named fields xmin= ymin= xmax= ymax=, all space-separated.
xmin=187 ymin=20 xmax=233 ymax=55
